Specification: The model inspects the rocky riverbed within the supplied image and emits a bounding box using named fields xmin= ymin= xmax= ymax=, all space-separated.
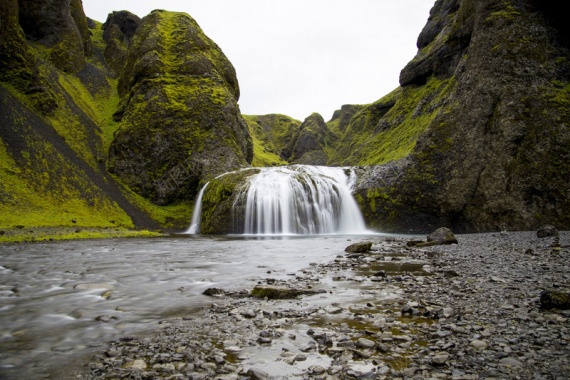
xmin=62 ymin=231 xmax=569 ymax=379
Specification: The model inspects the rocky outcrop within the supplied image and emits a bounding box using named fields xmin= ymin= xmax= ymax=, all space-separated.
xmin=18 ymin=0 xmax=87 ymax=73
xmin=107 ymin=10 xmax=253 ymax=204
xmin=102 ymin=11 xmax=141 ymax=76
xmin=0 ymin=0 xmax=58 ymax=115
xmin=353 ymin=0 xmax=569 ymax=233
xmin=282 ymin=113 xmax=329 ymax=164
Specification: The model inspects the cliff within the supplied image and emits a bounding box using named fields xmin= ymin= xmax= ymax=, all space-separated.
xmin=349 ymin=0 xmax=569 ymax=232
xmin=107 ymin=10 xmax=253 ymax=205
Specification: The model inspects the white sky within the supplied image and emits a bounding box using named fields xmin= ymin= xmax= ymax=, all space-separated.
xmin=83 ymin=1 xmax=433 ymax=121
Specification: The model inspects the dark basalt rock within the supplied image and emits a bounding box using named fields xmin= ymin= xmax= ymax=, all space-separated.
xmin=540 ymin=290 xmax=570 ymax=310
xmin=345 ymin=241 xmax=373 ymax=253
xmin=18 ymin=0 xmax=87 ymax=73
xmin=102 ymin=11 xmax=142 ymax=76
xmin=537 ymin=225 xmax=559 ymax=238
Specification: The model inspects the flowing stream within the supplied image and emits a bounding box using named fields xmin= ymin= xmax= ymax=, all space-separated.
xmin=0 ymin=234 xmax=382 ymax=378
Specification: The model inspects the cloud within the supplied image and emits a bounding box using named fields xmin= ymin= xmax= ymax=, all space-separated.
xmin=83 ymin=0 xmax=433 ymax=121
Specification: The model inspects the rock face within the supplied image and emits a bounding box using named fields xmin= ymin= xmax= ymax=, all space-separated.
xmin=351 ymin=0 xmax=570 ymax=233
xmin=102 ymin=11 xmax=141 ymax=76
xmin=107 ymin=10 xmax=253 ymax=204
xmin=18 ymin=0 xmax=87 ymax=72
xmin=281 ymin=113 xmax=329 ymax=164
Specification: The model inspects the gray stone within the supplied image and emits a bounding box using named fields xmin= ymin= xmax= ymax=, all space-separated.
xmin=345 ymin=241 xmax=373 ymax=253
xmin=427 ymin=227 xmax=458 ymax=245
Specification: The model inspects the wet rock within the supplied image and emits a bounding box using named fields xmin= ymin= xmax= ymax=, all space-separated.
xmin=345 ymin=241 xmax=373 ymax=253
xmin=537 ymin=225 xmax=559 ymax=238
xmin=427 ymin=227 xmax=458 ymax=245
xmin=203 ymin=288 xmax=227 ymax=296
xmin=499 ymin=357 xmax=523 ymax=367
xmin=540 ymin=290 xmax=570 ymax=310
xmin=246 ymin=367 xmax=270 ymax=379
xmin=356 ymin=338 xmax=376 ymax=349
xmin=250 ymin=285 xmax=325 ymax=299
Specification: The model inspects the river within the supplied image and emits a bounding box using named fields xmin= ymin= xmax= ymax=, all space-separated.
xmin=0 ymin=233 xmax=383 ymax=378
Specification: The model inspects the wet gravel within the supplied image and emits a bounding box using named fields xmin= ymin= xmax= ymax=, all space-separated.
xmin=65 ymin=231 xmax=569 ymax=379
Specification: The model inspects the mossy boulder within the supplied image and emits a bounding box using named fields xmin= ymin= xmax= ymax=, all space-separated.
xmin=199 ymin=168 xmax=259 ymax=234
xmin=282 ymin=113 xmax=328 ymax=164
xmin=107 ymin=10 xmax=253 ymax=205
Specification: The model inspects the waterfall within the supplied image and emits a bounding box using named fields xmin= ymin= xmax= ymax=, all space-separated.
xmin=185 ymin=165 xmax=368 ymax=235
xmin=239 ymin=165 xmax=366 ymax=235
xmin=185 ymin=182 xmax=209 ymax=234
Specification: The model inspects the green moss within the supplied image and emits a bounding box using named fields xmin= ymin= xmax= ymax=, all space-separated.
xmin=330 ymin=77 xmax=454 ymax=167
xmin=243 ymin=115 xmax=290 ymax=166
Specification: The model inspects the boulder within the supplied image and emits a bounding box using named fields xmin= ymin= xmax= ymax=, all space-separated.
xmin=537 ymin=225 xmax=559 ymax=238
xmin=345 ymin=241 xmax=373 ymax=253
xmin=427 ymin=227 xmax=458 ymax=245
xmin=250 ymin=285 xmax=325 ymax=299
xmin=540 ymin=290 xmax=570 ymax=310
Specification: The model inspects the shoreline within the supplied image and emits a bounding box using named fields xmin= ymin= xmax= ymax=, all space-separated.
xmin=48 ymin=230 xmax=569 ymax=380
xmin=0 ymin=226 xmax=166 ymax=244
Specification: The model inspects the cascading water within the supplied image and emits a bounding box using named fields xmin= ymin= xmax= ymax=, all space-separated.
xmin=239 ymin=166 xmax=366 ymax=235
xmin=184 ymin=182 xmax=209 ymax=234
xmin=187 ymin=165 xmax=367 ymax=235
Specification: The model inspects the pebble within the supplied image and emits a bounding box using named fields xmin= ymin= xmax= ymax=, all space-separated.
xmin=72 ymin=231 xmax=569 ymax=380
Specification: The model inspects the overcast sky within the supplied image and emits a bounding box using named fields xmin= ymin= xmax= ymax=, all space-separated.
xmin=83 ymin=1 xmax=433 ymax=121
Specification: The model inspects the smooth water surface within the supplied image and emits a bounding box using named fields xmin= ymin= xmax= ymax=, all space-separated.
xmin=0 ymin=234 xmax=376 ymax=376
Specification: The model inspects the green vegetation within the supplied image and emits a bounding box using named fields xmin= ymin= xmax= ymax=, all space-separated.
xmin=328 ymin=77 xmax=454 ymax=166
xmin=243 ymin=114 xmax=297 ymax=166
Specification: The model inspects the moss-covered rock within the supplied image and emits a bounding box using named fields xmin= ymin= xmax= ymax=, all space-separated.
xmin=107 ymin=10 xmax=253 ymax=205
xmin=199 ymin=168 xmax=259 ymax=234
xmin=102 ymin=11 xmax=141 ymax=76
xmin=242 ymin=114 xmax=300 ymax=167
xmin=18 ymin=0 xmax=87 ymax=73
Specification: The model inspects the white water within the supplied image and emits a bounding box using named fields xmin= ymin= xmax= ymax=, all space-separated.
xmin=185 ymin=182 xmax=209 ymax=234
xmin=187 ymin=165 xmax=367 ymax=235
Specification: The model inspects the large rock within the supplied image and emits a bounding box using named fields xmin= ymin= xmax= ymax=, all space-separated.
xmin=107 ymin=10 xmax=253 ymax=204
xmin=427 ymin=227 xmax=458 ymax=244
xmin=345 ymin=241 xmax=373 ymax=253
xmin=537 ymin=225 xmax=559 ymax=238
xmin=250 ymin=285 xmax=326 ymax=299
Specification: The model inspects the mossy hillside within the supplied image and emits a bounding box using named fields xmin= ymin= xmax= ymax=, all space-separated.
xmin=328 ymin=77 xmax=454 ymax=167
xmin=0 ymin=107 xmax=133 ymax=229
xmin=242 ymin=114 xmax=303 ymax=165
xmin=243 ymin=115 xmax=289 ymax=167
xmin=109 ymin=10 xmax=253 ymax=205
xmin=0 ymin=5 xmax=193 ymax=233
xmin=199 ymin=169 xmax=260 ymax=234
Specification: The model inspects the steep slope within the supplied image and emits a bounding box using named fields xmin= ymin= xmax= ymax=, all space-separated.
xmin=0 ymin=2 xmax=189 ymax=231
xmin=351 ymin=0 xmax=569 ymax=232
xmin=107 ymin=10 xmax=253 ymax=205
